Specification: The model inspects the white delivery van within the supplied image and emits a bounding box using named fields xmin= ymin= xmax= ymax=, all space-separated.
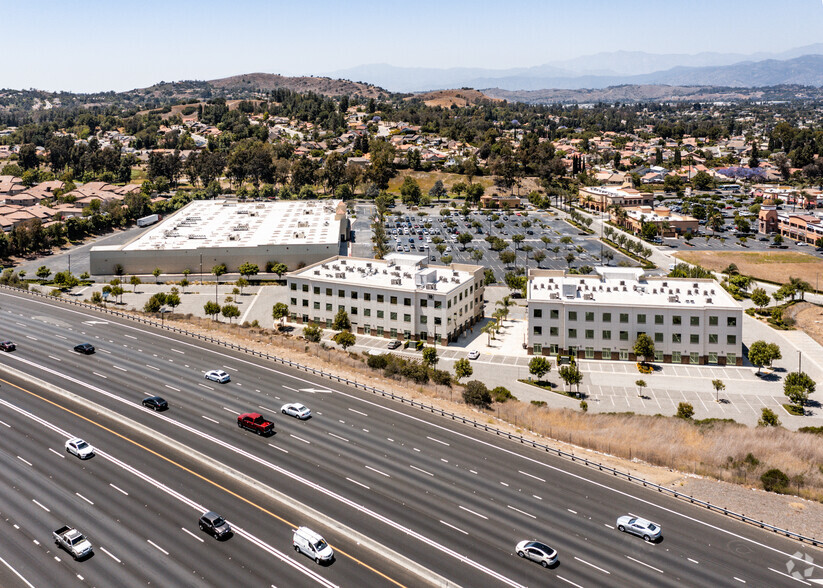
xmin=293 ymin=527 xmax=334 ymax=563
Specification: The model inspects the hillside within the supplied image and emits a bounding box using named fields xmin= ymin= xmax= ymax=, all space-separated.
xmin=408 ymin=89 xmax=502 ymax=107
xmin=205 ymin=73 xmax=389 ymax=99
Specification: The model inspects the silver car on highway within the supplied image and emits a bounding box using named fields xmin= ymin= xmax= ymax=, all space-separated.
xmin=616 ymin=515 xmax=662 ymax=542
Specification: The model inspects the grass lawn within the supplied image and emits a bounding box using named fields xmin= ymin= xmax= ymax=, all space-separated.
xmin=782 ymin=403 xmax=806 ymax=416
xmin=387 ymin=170 xmax=495 ymax=195
xmin=518 ymin=378 xmax=583 ymax=399
xmin=674 ymin=250 xmax=823 ymax=285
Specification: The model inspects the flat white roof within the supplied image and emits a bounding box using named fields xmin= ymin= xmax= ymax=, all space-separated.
xmin=291 ymin=255 xmax=478 ymax=294
xmin=528 ymin=268 xmax=739 ymax=310
xmin=123 ymin=199 xmax=344 ymax=251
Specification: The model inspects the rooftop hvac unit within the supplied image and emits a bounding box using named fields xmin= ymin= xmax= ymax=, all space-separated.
xmin=583 ymin=293 xmax=593 ymax=300
xmin=340 ymin=260 xmax=347 ymax=265
xmin=314 ymin=270 xmax=320 ymax=275
xmin=335 ymin=272 xmax=346 ymax=279
xmin=668 ymin=295 xmax=679 ymax=303
xmin=391 ymin=278 xmax=402 ymax=285
xmin=706 ymin=298 xmax=712 ymax=303
xmin=550 ymin=293 xmax=560 ymax=299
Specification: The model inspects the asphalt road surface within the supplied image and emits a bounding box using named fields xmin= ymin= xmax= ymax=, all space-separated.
xmin=0 ymin=288 xmax=820 ymax=587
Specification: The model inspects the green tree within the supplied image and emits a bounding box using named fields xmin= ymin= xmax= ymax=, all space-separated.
xmin=528 ymin=356 xmax=551 ymax=381
xmin=784 ymin=371 xmax=815 ymax=408
xmin=152 ymin=267 xmax=162 ymax=284
xmin=748 ymin=340 xmax=781 ymax=373
xmin=711 ymin=378 xmax=725 ymax=402
xmin=271 ymin=302 xmax=289 ymax=326
xmin=750 ymin=288 xmax=770 ymax=309
xmin=303 ymin=324 xmax=323 ymax=343
xmin=238 ymin=262 xmax=259 ymax=279
xmin=143 ymin=292 xmax=167 ymax=313
xmin=558 ymin=363 xmax=583 ymax=395
xmin=400 ymin=176 xmax=422 ymax=206
xmin=633 ymin=333 xmax=655 ymax=364
xmin=36 ymin=265 xmax=51 ymax=281
xmin=129 ymin=275 xmax=142 ymax=293
xmin=268 ymin=262 xmax=288 ymax=279
xmin=457 ymin=232 xmax=473 ymax=250
xmin=236 ymin=277 xmax=249 ymax=295
xmin=692 ymin=170 xmax=715 ymax=190
xmin=211 ymin=263 xmax=227 ymax=303
xmin=422 ymin=347 xmax=439 ymax=367
xmin=676 ymin=402 xmax=695 ymax=419
xmin=332 ymin=330 xmax=356 ymax=350
xmin=221 ymin=304 xmax=240 ymax=323
xmin=635 ymin=379 xmax=647 ymax=397
xmin=166 ymin=290 xmax=181 ymax=311
xmin=454 ymin=358 xmax=473 ymax=381
xmin=758 ymin=407 xmax=781 ymax=427
xmin=499 ymin=250 xmax=516 ymax=266
xmin=462 ymin=380 xmax=491 ymax=408
xmin=511 ymin=234 xmax=525 ymax=250
xmin=761 ymin=468 xmax=789 ymax=493
xmin=204 ymin=300 xmax=221 ymax=320
xmin=429 ymin=180 xmax=447 ymax=202
xmin=332 ymin=308 xmax=351 ymax=331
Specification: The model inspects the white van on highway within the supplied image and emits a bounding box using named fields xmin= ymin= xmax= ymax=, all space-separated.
xmin=293 ymin=527 xmax=334 ymax=563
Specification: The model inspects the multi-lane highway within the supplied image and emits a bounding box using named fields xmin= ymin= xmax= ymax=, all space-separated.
xmin=1 ymin=289 xmax=820 ymax=587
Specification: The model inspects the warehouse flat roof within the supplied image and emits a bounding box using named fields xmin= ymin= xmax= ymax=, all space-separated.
xmin=122 ymin=199 xmax=345 ymax=251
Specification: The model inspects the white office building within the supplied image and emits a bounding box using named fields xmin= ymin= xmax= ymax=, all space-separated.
xmin=286 ymin=254 xmax=485 ymax=344
xmin=527 ymin=267 xmax=743 ymax=365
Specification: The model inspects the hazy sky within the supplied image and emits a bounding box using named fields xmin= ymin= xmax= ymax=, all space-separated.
xmin=4 ymin=0 xmax=823 ymax=92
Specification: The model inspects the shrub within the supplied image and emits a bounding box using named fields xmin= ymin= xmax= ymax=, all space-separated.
xmin=400 ymin=361 xmax=429 ymax=384
xmin=761 ymin=468 xmax=789 ymax=493
xmin=797 ymin=426 xmax=823 ymax=435
xmin=758 ymin=407 xmax=781 ymax=427
xmin=463 ymin=380 xmax=491 ymax=408
xmin=530 ymin=400 xmax=547 ymax=407
xmin=366 ymin=354 xmax=389 ymax=370
xmin=676 ymin=402 xmax=694 ymax=419
xmin=743 ymin=453 xmax=760 ymax=468
xmin=303 ymin=324 xmax=322 ymax=343
xmin=431 ymin=369 xmax=452 ymax=387
xmin=491 ymin=386 xmax=514 ymax=403
xmin=580 ymin=400 xmax=588 ymax=412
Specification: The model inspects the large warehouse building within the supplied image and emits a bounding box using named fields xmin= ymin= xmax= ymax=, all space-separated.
xmin=89 ymin=199 xmax=349 ymax=275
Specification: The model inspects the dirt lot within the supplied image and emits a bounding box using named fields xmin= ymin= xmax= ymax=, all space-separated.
xmin=785 ymin=302 xmax=823 ymax=346
xmin=387 ymin=170 xmax=539 ymax=199
xmin=675 ymin=250 xmax=823 ymax=285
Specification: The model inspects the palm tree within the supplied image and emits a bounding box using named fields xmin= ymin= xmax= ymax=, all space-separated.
xmin=481 ymin=322 xmax=495 ymax=346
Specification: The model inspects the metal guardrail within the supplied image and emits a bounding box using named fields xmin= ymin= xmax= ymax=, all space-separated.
xmin=2 ymin=283 xmax=818 ymax=547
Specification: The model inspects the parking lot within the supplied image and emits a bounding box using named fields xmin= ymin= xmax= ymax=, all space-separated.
xmin=352 ymin=205 xmax=637 ymax=281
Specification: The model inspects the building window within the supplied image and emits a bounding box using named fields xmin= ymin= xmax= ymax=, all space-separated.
xmin=654 ymin=350 xmax=664 ymax=362
xmin=290 ymin=283 xmax=297 ymax=291
xmin=404 ymin=314 xmax=411 ymax=322
xmin=302 ymin=299 xmax=308 ymax=307
xmin=377 ymin=294 xmax=384 ymax=303
xmin=364 ymin=309 xmax=371 ymax=317
xmin=390 ymin=296 xmax=398 ymax=305
xmin=326 ymin=319 xmax=332 ymax=328
xmin=568 ymin=329 xmax=577 ymax=338
xmin=654 ymin=332 xmax=663 ymax=343
xmin=708 ymin=352 xmax=718 ymax=364
xmin=534 ymin=308 xmax=542 ymax=318
xmin=290 ymin=297 xmax=297 ymax=305
xmin=404 ymin=298 xmax=411 ymax=306
xmin=550 ymin=344 xmax=559 ymax=354
xmin=672 ymin=333 xmax=681 ymax=343
xmin=727 ymin=316 xmax=737 ymax=327
xmin=709 ymin=315 xmax=718 ymax=326
xmin=377 ymin=326 xmax=384 ymax=336
xmin=709 ymin=334 xmax=718 ymax=344
xmin=602 ymin=312 xmax=611 ymax=322
xmin=619 ymin=349 xmax=629 ymax=361
xmin=350 ymin=307 xmax=357 ymax=315
xmin=390 ymin=312 xmax=397 ymax=320
xmin=533 ymin=343 xmax=542 ymax=355
xmin=420 ymin=299 xmax=427 ymax=307
xmin=585 ymin=312 xmax=594 ymax=322
xmin=602 ymin=348 xmax=611 ymax=358
xmin=326 ymin=303 xmax=332 ymax=311
xmin=550 ymin=309 xmax=559 ymax=319
xmin=727 ymin=335 xmax=737 ymax=345
xmin=338 ymin=305 xmax=344 ymax=311
xmin=568 ymin=311 xmax=577 ymax=321
xmin=727 ymin=353 xmax=736 ymax=364
xmin=326 ymin=288 xmax=332 ymax=296
xmin=390 ymin=328 xmax=397 ymax=338
xmin=338 ymin=289 xmax=344 ymax=297
xmin=690 ymin=334 xmax=699 ymax=344
xmin=619 ymin=313 xmax=629 ymax=323
xmin=313 ymin=286 xmax=320 ymax=294
xmin=619 ymin=331 xmax=628 ymax=341
xmin=435 ymin=301 xmax=442 ymax=309
xmin=434 ymin=317 xmax=442 ymax=325
xmin=534 ymin=326 xmax=542 ymax=335
xmin=637 ymin=314 xmax=646 ymax=324
xmin=602 ymin=330 xmax=611 ymax=340
xmin=585 ymin=329 xmax=594 ymax=340
xmin=550 ymin=326 xmax=558 ymax=336
xmin=420 ymin=315 xmax=427 ymax=324
xmin=313 ymin=301 xmax=320 ymax=310
xmin=672 ymin=315 xmax=682 ymax=325
xmin=364 ymin=293 xmax=371 ymax=301
xmin=672 ymin=351 xmax=682 ymax=363
xmin=690 ymin=352 xmax=699 ymax=364
xmin=377 ymin=310 xmax=384 ymax=319
xmin=585 ymin=347 xmax=594 ymax=359
xmin=351 ymin=292 xmax=358 ymax=299
xmin=655 ymin=314 xmax=664 ymax=325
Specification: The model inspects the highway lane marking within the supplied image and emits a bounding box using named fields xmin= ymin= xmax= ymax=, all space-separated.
xmin=258 ymin=405 xmax=279 ymax=414
xmin=76 ymin=493 xmax=94 ymax=505
xmin=557 ymin=575 xmax=583 ymax=588
xmin=413 ymin=447 xmax=420 ymax=452
xmin=346 ymin=477 xmax=370 ymax=490
xmin=124 ymin=334 xmax=137 ymax=340
xmin=268 ymin=443 xmax=289 ymax=454
xmin=440 ymin=459 xmax=448 ymax=463
xmin=199 ymin=383 xmax=214 ymax=390
xmin=222 ymin=407 xmax=239 ymax=415
xmin=201 ymin=415 xmax=219 ymax=424
xmin=110 ymin=483 xmax=128 ymax=496
xmin=147 ymin=540 xmax=169 ymax=555
xmin=100 ymin=349 xmax=111 ymax=354
xmin=469 ymin=469 xmax=478 ymax=474
xmin=426 ymin=435 xmax=450 ymax=446
xmin=48 ymin=355 xmax=62 ymax=362
xmin=26 ymin=335 xmax=37 ymax=341
xmin=365 ymin=465 xmax=390 ymax=477
xmin=55 ymin=335 xmax=67 ymax=340
xmin=76 ymin=575 xmax=84 ymax=581
xmin=222 ymin=365 xmax=237 ymax=371
xmin=410 ymin=465 xmax=433 ymax=477
xmin=500 ymin=482 xmax=509 ymax=487
xmin=92 ymin=372 xmax=108 ymax=379
xmin=112 ymin=365 xmax=127 ymax=372
xmin=439 ymin=520 xmax=468 ymax=535
xmin=32 ymin=540 xmax=39 ymax=545
xmin=348 ymin=408 xmax=368 ymax=417
xmin=17 ymin=456 xmax=32 ymax=466
xmin=768 ymin=567 xmax=811 ymax=585
xmin=171 ymin=348 xmax=185 ymax=354
xmin=533 ymin=495 xmax=542 ymax=500
xmin=15 ymin=322 xmax=25 ymax=326
xmin=604 ymin=523 xmax=614 ymax=529
xmin=626 ymin=555 xmax=663 ymax=574
xmin=290 ymin=434 xmax=311 ymax=444
xmin=283 ymin=386 xmax=299 ymax=392
xmin=387 ymin=438 xmax=394 ymax=442
xmin=165 ymin=385 xmax=181 ymax=392
xmin=0 ymin=419 xmax=9 ymax=427
xmin=734 ymin=578 xmax=746 ymax=584
xmin=518 ymin=470 xmax=546 ymax=482
xmin=568 ymin=509 xmax=577 ymax=514
xmin=328 ymin=432 xmax=349 ymax=443
xmin=146 ymin=364 xmax=160 ymax=371
xmin=687 ymin=558 xmax=698 ymax=564
xmin=182 ymin=528 xmax=204 ymax=543
xmin=507 ymin=505 xmax=536 ymax=519
xmin=100 ymin=547 xmax=121 ymax=563
xmin=459 ymin=505 xmax=488 ymax=520
xmin=48 ymin=448 xmax=64 ymax=458
xmin=574 ymin=556 xmax=610 ymax=575
xmin=32 ymin=499 xmax=50 ymax=512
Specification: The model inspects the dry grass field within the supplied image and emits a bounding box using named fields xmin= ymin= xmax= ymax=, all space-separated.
xmin=674 ymin=250 xmax=823 ymax=285
xmin=387 ymin=170 xmax=540 ymax=199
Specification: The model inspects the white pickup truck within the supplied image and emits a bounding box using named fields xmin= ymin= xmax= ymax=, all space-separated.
xmin=53 ymin=525 xmax=93 ymax=560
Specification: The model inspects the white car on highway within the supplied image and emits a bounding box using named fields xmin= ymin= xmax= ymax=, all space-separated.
xmin=66 ymin=438 xmax=95 ymax=459
xmin=515 ymin=540 xmax=558 ymax=568
xmin=205 ymin=369 xmax=231 ymax=384
xmin=281 ymin=403 xmax=311 ymax=419
xmin=616 ymin=515 xmax=662 ymax=542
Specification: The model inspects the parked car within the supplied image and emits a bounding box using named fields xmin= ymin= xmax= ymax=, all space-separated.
xmin=293 ymin=527 xmax=334 ymax=564
xmin=616 ymin=515 xmax=662 ymax=542
xmin=387 ymin=340 xmax=401 ymax=349
xmin=73 ymin=343 xmax=95 ymax=354
xmin=237 ymin=412 xmax=274 ymax=435
xmin=0 ymin=340 xmax=16 ymax=352
xmin=468 ymin=350 xmax=480 ymax=360
xmin=66 ymin=438 xmax=95 ymax=459
xmin=142 ymin=396 xmax=168 ymax=411
xmin=282 ymin=403 xmax=311 ymax=420
xmin=515 ymin=540 xmax=557 ymax=568
xmin=199 ymin=511 xmax=232 ymax=539
xmin=205 ymin=369 xmax=230 ymax=383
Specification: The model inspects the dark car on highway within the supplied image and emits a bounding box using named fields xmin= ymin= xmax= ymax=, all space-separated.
xmin=0 ymin=341 xmax=16 ymax=352
xmin=199 ymin=511 xmax=232 ymax=539
xmin=73 ymin=343 xmax=95 ymax=354
xmin=142 ymin=396 xmax=168 ymax=411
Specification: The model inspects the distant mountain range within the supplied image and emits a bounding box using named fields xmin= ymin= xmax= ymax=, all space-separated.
xmin=326 ymin=44 xmax=823 ymax=92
